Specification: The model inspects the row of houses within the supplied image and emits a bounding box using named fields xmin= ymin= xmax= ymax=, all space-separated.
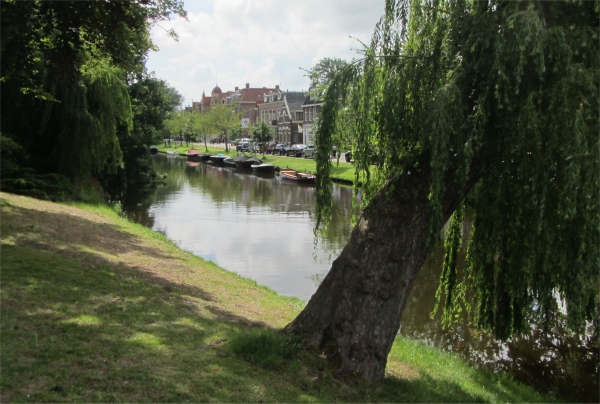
xmin=191 ymin=83 xmax=322 ymax=145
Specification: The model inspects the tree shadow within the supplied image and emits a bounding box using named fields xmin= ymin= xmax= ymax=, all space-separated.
xmin=1 ymin=243 xmax=279 ymax=402
xmin=2 ymin=203 xmax=178 ymax=262
xmin=1 ymin=199 xmax=547 ymax=402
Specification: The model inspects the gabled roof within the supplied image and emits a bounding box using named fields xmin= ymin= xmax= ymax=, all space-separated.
xmin=285 ymin=91 xmax=306 ymax=112
xmin=237 ymin=87 xmax=279 ymax=103
xmin=302 ymin=89 xmax=324 ymax=107
xmin=199 ymin=85 xmax=282 ymax=111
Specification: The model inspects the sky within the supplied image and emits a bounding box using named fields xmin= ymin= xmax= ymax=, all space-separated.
xmin=145 ymin=0 xmax=386 ymax=106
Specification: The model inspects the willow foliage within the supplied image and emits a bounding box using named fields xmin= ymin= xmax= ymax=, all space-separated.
xmin=1 ymin=0 xmax=186 ymax=186
xmin=315 ymin=0 xmax=599 ymax=338
xmin=41 ymin=60 xmax=132 ymax=178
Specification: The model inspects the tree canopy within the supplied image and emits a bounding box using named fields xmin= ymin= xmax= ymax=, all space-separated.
xmin=304 ymin=57 xmax=350 ymax=92
xmin=203 ymin=103 xmax=242 ymax=153
xmin=251 ymin=121 xmax=275 ymax=156
xmin=313 ymin=0 xmax=598 ymax=339
xmin=0 ymin=0 xmax=185 ymax=201
xmin=128 ymin=74 xmax=184 ymax=145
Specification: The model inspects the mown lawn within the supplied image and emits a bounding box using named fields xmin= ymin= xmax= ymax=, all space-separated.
xmin=1 ymin=192 xmax=551 ymax=403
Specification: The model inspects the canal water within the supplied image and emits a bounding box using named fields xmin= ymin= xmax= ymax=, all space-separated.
xmin=125 ymin=154 xmax=597 ymax=402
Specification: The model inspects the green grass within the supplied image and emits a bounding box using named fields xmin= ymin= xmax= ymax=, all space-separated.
xmin=228 ymin=328 xmax=303 ymax=370
xmin=154 ymin=143 xmax=357 ymax=184
xmin=1 ymin=192 xmax=553 ymax=403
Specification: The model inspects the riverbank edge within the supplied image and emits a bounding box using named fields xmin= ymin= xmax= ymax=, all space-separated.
xmin=1 ymin=192 xmax=549 ymax=403
xmin=153 ymin=144 xmax=356 ymax=186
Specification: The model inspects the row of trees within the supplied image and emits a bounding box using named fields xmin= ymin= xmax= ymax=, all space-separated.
xmin=1 ymin=0 xmax=186 ymax=204
xmin=163 ymin=106 xmax=275 ymax=155
xmin=164 ymin=104 xmax=241 ymax=152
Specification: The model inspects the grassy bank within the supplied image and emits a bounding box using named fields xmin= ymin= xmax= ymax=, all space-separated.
xmin=1 ymin=192 xmax=549 ymax=402
xmin=153 ymin=143 xmax=356 ymax=184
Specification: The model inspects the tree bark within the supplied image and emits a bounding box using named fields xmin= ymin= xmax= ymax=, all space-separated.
xmin=284 ymin=164 xmax=464 ymax=380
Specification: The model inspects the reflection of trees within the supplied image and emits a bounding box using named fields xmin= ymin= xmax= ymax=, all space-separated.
xmin=129 ymin=155 xmax=356 ymax=251
xmin=124 ymin=156 xmax=188 ymax=224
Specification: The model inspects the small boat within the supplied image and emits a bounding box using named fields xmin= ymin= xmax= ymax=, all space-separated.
xmin=198 ymin=154 xmax=211 ymax=161
xmin=166 ymin=150 xmax=178 ymax=157
xmin=233 ymin=155 xmax=262 ymax=170
xmin=223 ymin=157 xmax=237 ymax=167
xmin=251 ymin=163 xmax=275 ymax=173
xmin=209 ymin=154 xmax=228 ymax=165
xmin=279 ymin=169 xmax=316 ymax=184
xmin=187 ymin=149 xmax=200 ymax=161
xmin=150 ymin=147 xmax=158 ymax=155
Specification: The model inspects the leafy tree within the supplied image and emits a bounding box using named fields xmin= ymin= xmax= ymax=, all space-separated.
xmin=285 ymin=0 xmax=599 ymax=381
xmin=165 ymin=110 xmax=191 ymax=146
xmin=306 ymin=59 xmax=357 ymax=163
xmin=0 ymin=0 xmax=185 ymax=199
xmin=204 ymin=103 xmax=242 ymax=153
xmin=229 ymin=125 xmax=244 ymax=145
xmin=128 ymin=74 xmax=183 ymax=145
xmin=251 ymin=121 xmax=275 ymax=157
xmin=304 ymin=57 xmax=350 ymax=93
xmin=189 ymin=111 xmax=212 ymax=151
xmin=98 ymin=74 xmax=182 ymax=204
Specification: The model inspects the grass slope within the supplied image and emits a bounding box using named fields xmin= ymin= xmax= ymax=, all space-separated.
xmin=1 ymin=192 xmax=549 ymax=402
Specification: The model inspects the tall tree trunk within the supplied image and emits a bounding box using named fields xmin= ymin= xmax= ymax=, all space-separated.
xmin=284 ymin=164 xmax=464 ymax=380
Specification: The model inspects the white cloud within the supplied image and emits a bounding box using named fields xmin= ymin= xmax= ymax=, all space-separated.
xmin=146 ymin=0 xmax=385 ymax=104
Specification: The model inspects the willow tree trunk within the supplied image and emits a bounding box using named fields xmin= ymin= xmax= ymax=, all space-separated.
xmin=284 ymin=165 xmax=464 ymax=380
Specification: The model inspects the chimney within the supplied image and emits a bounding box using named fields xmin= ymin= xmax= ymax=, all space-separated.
xmin=276 ymin=84 xmax=279 ymax=90
xmin=246 ymin=83 xmax=250 ymax=89
xmin=235 ymin=86 xmax=239 ymax=91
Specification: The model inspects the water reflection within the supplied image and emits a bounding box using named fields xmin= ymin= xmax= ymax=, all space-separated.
xmin=404 ymin=240 xmax=598 ymax=401
xmin=131 ymin=156 xmax=354 ymax=300
xmin=125 ymin=155 xmax=597 ymax=402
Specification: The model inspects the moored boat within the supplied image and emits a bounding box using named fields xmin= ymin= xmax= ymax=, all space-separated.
xmin=233 ymin=155 xmax=262 ymax=170
xmin=251 ymin=163 xmax=275 ymax=173
xmin=186 ymin=149 xmax=200 ymax=161
xmin=279 ymin=169 xmax=316 ymax=183
xmin=209 ymin=154 xmax=228 ymax=165
xmin=223 ymin=157 xmax=237 ymax=167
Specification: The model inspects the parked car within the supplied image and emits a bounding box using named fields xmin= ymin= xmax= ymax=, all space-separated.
xmin=236 ymin=142 xmax=250 ymax=152
xmin=303 ymin=144 xmax=316 ymax=158
xmin=286 ymin=144 xmax=307 ymax=157
xmin=275 ymin=144 xmax=288 ymax=155
xmin=251 ymin=142 xmax=262 ymax=153
xmin=264 ymin=142 xmax=276 ymax=154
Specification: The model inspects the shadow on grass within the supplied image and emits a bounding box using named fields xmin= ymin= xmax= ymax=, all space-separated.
xmin=1 ymin=244 xmax=282 ymax=402
xmin=1 ymin=199 xmax=543 ymax=403
xmin=2 ymin=203 xmax=178 ymax=263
